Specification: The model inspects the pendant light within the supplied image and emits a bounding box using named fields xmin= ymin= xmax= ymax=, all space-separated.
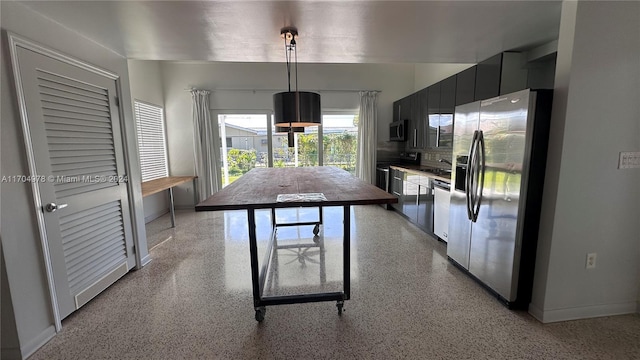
xmin=273 ymin=27 xmax=321 ymax=147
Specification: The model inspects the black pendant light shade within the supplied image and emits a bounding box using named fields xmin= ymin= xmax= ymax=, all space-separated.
xmin=273 ymin=91 xmax=321 ymax=127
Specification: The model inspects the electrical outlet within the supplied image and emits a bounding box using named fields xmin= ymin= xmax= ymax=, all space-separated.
xmin=618 ymin=151 xmax=640 ymax=169
xmin=586 ymin=253 xmax=597 ymax=269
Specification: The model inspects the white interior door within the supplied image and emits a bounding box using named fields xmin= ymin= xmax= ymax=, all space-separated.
xmin=14 ymin=46 xmax=135 ymax=320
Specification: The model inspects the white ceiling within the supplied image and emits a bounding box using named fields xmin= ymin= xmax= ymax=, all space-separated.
xmin=16 ymin=0 xmax=563 ymax=64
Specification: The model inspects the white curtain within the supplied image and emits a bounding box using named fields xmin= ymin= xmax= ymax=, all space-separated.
xmin=191 ymin=90 xmax=221 ymax=201
xmin=356 ymin=91 xmax=379 ymax=183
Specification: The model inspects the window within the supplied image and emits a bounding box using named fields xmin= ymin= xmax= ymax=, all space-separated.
xmin=323 ymin=113 xmax=358 ymax=174
xmin=218 ymin=114 xmax=269 ymax=187
xmin=134 ymin=101 xmax=168 ymax=181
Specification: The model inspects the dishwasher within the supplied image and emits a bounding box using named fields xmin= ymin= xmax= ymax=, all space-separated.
xmin=432 ymin=179 xmax=451 ymax=242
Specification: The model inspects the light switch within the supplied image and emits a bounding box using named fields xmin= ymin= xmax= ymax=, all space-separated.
xmin=618 ymin=151 xmax=640 ymax=169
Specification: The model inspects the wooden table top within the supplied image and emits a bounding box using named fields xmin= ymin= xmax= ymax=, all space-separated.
xmin=195 ymin=166 xmax=397 ymax=211
xmin=141 ymin=176 xmax=197 ymax=197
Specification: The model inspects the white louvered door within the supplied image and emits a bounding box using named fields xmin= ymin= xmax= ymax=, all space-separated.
xmin=15 ymin=46 xmax=135 ymax=319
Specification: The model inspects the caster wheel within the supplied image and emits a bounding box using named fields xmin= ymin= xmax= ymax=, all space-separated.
xmin=336 ymin=301 xmax=344 ymax=316
xmin=313 ymin=224 xmax=320 ymax=236
xmin=255 ymin=307 xmax=266 ymax=322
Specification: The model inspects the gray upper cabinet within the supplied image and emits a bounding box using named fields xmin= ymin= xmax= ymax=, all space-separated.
xmin=393 ymin=96 xmax=411 ymax=122
xmin=438 ymin=75 xmax=456 ymax=148
xmin=403 ymin=93 xmax=425 ymax=149
xmin=392 ymin=99 xmax=400 ymax=123
xmin=427 ymin=76 xmax=455 ymax=149
xmin=475 ymin=52 xmax=528 ymax=101
xmin=475 ymin=53 xmax=502 ymax=100
xmin=392 ymin=51 xmax=530 ymax=148
xmin=456 ymin=66 xmax=476 ymax=106
xmin=427 ymin=81 xmax=440 ymax=148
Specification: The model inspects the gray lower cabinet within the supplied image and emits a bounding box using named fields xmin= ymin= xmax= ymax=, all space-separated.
xmin=403 ymin=172 xmax=420 ymax=221
xmin=394 ymin=169 xmax=434 ymax=234
xmin=416 ymin=176 xmax=433 ymax=232
xmin=389 ymin=168 xmax=404 ymax=212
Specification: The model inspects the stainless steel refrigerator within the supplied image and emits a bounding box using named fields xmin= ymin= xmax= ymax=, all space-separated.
xmin=447 ymin=89 xmax=553 ymax=309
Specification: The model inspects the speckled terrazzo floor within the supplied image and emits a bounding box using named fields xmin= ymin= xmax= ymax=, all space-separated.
xmin=29 ymin=206 xmax=640 ymax=359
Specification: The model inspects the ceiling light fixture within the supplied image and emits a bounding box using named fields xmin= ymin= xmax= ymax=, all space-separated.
xmin=273 ymin=26 xmax=321 ymax=147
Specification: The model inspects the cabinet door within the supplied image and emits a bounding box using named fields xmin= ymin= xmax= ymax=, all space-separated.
xmin=390 ymin=168 xmax=404 ymax=211
xmin=393 ymin=100 xmax=401 ymax=122
xmin=408 ymin=92 xmax=424 ymax=149
xmin=419 ymin=88 xmax=429 ymax=148
xmin=403 ymin=172 xmax=419 ymax=221
xmin=416 ymin=175 xmax=433 ymax=232
xmin=427 ymin=82 xmax=441 ymax=148
xmin=456 ymin=66 xmax=476 ymax=106
xmin=399 ymin=96 xmax=412 ymax=121
xmin=475 ymin=53 xmax=502 ymax=101
xmin=439 ymin=75 xmax=456 ymax=149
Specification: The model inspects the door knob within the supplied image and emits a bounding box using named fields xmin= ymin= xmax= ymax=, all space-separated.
xmin=45 ymin=203 xmax=68 ymax=212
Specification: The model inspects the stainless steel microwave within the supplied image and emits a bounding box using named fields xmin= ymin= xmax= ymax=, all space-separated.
xmin=389 ymin=119 xmax=407 ymax=142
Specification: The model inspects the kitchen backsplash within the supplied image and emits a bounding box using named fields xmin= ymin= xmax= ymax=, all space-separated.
xmin=421 ymin=148 xmax=453 ymax=169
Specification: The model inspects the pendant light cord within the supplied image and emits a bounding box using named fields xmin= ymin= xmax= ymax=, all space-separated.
xmin=285 ymin=36 xmax=291 ymax=93
xmin=294 ymin=38 xmax=298 ymax=94
xmin=284 ymin=33 xmax=294 ymax=135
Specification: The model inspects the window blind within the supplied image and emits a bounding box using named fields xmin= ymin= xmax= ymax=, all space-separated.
xmin=134 ymin=101 xmax=168 ymax=182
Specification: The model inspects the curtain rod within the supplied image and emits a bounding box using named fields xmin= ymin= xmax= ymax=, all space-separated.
xmin=184 ymin=88 xmax=380 ymax=93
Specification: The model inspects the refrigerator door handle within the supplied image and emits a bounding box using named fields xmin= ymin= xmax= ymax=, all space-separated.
xmin=469 ymin=131 xmax=480 ymax=222
xmin=472 ymin=131 xmax=486 ymax=222
xmin=465 ymin=130 xmax=478 ymax=221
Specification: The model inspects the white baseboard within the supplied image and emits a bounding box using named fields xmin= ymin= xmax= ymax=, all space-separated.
xmin=139 ymin=254 xmax=152 ymax=268
xmin=144 ymin=209 xmax=169 ymax=223
xmin=21 ymin=325 xmax=56 ymax=359
xmin=528 ymin=301 xmax=637 ymax=323
xmin=528 ymin=302 xmax=544 ymax=322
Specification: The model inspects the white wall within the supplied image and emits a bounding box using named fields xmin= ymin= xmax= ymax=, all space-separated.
xmin=530 ymin=0 xmax=640 ymax=322
xmin=0 ymin=2 xmax=149 ymax=358
xmin=160 ymin=62 xmax=422 ymax=206
xmin=413 ymin=63 xmax=474 ymax=92
xmin=127 ymin=60 xmax=170 ymax=222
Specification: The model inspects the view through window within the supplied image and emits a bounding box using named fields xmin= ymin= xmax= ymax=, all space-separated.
xmin=218 ymin=112 xmax=358 ymax=187
xmin=322 ymin=114 xmax=358 ymax=175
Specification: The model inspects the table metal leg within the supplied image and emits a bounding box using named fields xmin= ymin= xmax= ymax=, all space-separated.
xmin=169 ymin=187 xmax=176 ymax=228
xmin=343 ymin=205 xmax=350 ymax=300
xmin=248 ymin=205 xmax=352 ymax=321
xmin=247 ymin=209 xmax=265 ymax=320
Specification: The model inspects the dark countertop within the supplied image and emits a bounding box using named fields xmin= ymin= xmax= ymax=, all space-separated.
xmin=389 ymin=164 xmax=452 ymax=183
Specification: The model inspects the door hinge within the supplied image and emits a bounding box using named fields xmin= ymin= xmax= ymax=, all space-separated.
xmin=131 ymin=244 xmax=136 ymax=254
xmin=114 ymin=96 xmax=120 ymax=107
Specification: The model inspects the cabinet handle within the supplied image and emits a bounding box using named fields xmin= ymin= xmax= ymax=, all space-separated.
xmin=414 ymin=128 xmax=417 ymax=147
xmin=436 ymin=126 xmax=441 ymax=148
